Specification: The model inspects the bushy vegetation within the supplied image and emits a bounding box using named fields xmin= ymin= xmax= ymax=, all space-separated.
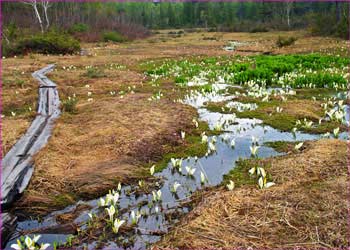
xmin=249 ymin=26 xmax=269 ymax=33
xmin=308 ymin=11 xmax=350 ymax=39
xmin=103 ymin=31 xmax=128 ymax=43
xmin=68 ymin=23 xmax=89 ymax=33
xmin=83 ymin=67 xmax=106 ymax=78
xmin=3 ymin=31 xmax=80 ymax=57
xmin=276 ymin=36 xmax=297 ymax=47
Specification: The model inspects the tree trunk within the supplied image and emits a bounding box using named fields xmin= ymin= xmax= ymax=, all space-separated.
xmin=42 ymin=2 xmax=50 ymax=31
xmin=336 ymin=1 xmax=341 ymax=23
xmin=33 ymin=1 xmax=44 ymax=33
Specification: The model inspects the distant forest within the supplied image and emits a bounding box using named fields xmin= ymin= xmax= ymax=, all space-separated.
xmin=2 ymin=1 xmax=349 ymax=47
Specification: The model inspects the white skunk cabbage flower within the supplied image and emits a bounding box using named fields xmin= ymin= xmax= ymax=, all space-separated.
xmin=105 ymin=205 xmax=116 ymax=222
xmin=294 ymin=142 xmax=303 ymax=151
xmin=250 ymin=145 xmax=260 ymax=157
xmin=185 ymin=166 xmax=196 ymax=176
xmin=152 ymin=189 xmax=162 ymax=202
xmin=130 ymin=210 xmax=141 ymax=225
xmin=226 ymin=180 xmax=235 ymax=191
xmin=181 ymin=131 xmax=186 ymax=139
xmin=171 ymin=182 xmax=181 ymax=193
xmin=333 ymin=127 xmax=340 ymax=138
xmin=150 ymin=165 xmax=155 ymax=176
xmin=113 ymin=219 xmax=125 ymax=234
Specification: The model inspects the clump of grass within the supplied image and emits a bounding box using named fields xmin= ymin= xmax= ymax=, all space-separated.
xmin=62 ymin=97 xmax=78 ymax=114
xmin=276 ymin=36 xmax=297 ymax=48
xmin=83 ymin=67 xmax=106 ymax=78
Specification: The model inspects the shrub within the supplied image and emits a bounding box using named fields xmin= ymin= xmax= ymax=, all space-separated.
xmin=62 ymin=97 xmax=78 ymax=114
xmin=103 ymin=31 xmax=128 ymax=43
xmin=250 ymin=26 xmax=269 ymax=33
xmin=276 ymin=36 xmax=297 ymax=48
xmin=203 ymin=36 xmax=216 ymax=40
xmin=8 ymin=32 xmax=80 ymax=56
xmin=68 ymin=23 xmax=89 ymax=33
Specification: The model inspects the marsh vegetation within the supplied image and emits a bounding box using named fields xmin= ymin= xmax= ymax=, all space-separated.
xmin=1 ymin=2 xmax=350 ymax=249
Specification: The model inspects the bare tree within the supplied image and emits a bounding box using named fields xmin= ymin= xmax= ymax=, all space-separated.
xmin=24 ymin=0 xmax=44 ymax=33
xmin=40 ymin=1 xmax=51 ymax=31
xmin=285 ymin=0 xmax=294 ymax=28
xmin=23 ymin=0 xmax=51 ymax=33
xmin=2 ymin=31 xmax=10 ymax=45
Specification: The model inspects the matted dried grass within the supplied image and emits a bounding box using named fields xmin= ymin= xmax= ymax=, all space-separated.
xmin=156 ymin=139 xmax=349 ymax=249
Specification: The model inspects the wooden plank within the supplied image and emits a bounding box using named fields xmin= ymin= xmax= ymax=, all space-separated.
xmin=1 ymin=65 xmax=61 ymax=206
xmin=0 ymin=213 xmax=17 ymax=248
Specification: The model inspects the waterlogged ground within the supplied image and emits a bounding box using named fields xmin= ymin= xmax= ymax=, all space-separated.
xmin=3 ymin=31 xmax=350 ymax=249
xmin=6 ymin=65 xmax=350 ymax=250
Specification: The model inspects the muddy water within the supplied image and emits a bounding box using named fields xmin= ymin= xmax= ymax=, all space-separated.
xmin=5 ymin=84 xmax=349 ymax=249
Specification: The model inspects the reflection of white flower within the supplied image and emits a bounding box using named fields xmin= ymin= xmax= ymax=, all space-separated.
xmin=200 ymin=171 xmax=206 ymax=184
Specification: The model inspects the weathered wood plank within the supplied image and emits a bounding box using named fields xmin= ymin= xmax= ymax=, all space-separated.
xmin=0 ymin=212 xmax=17 ymax=248
xmin=1 ymin=65 xmax=60 ymax=206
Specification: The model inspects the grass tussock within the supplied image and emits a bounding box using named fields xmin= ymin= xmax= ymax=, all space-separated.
xmin=157 ymin=139 xmax=348 ymax=248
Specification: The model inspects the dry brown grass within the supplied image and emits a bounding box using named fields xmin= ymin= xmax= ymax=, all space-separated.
xmin=156 ymin=139 xmax=349 ymax=248
xmin=14 ymin=90 xmax=197 ymax=213
xmin=1 ymin=118 xmax=31 ymax=156
xmin=278 ymin=99 xmax=323 ymax=121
